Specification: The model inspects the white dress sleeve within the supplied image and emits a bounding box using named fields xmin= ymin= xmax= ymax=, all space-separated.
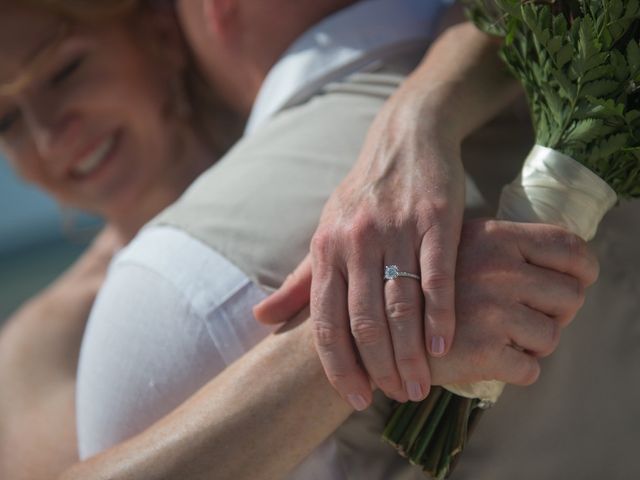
xmin=76 ymin=226 xmax=273 ymax=458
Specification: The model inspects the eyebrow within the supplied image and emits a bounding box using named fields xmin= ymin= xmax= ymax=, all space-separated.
xmin=0 ymin=22 xmax=70 ymax=96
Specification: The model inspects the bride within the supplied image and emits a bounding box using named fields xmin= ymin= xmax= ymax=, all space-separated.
xmin=0 ymin=1 xmax=596 ymax=479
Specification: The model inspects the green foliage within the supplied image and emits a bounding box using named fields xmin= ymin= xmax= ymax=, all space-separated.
xmin=463 ymin=0 xmax=640 ymax=198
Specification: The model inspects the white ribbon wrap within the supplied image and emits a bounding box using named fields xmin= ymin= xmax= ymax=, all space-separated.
xmin=444 ymin=145 xmax=617 ymax=403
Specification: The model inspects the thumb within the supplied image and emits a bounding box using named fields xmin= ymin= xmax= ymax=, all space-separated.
xmin=253 ymin=254 xmax=312 ymax=324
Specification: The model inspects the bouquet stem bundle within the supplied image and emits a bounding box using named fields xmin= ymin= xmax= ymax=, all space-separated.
xmin=383 ymin=388 xmax=484 ymax=479
xmin=384 ymin=1 xmax=640 ymax=477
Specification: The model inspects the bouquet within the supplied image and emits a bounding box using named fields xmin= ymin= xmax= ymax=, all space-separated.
xmin=383 ymin=1 xmax=640 ymax=477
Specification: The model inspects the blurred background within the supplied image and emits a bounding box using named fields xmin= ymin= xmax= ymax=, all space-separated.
xmin=0 ymin=155 xmax=99 ymax=322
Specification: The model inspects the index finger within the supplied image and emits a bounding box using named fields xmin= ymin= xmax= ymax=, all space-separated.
xmin=512 ymin=222 xmax=599 ymax=286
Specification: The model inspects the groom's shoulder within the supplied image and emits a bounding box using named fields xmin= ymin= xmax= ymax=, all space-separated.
xmin=151 ymin=51 xmax=423 ymax=289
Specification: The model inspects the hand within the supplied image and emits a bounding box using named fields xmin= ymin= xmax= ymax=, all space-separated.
xmin=255 ymin=82 xmax=466 ymax=408
xmin=255 ymin=22 xmax=525 ymax=410
xmin=257 ymin=219 xmax=598 ymax=408
xmin=428 ymin=219 xmax=598 ymax=386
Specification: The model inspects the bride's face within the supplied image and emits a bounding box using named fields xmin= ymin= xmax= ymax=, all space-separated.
xmin=0 ymin=5 xmax=187 ymax=218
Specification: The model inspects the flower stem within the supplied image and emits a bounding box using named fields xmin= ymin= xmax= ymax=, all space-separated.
xmin=383 ymin=390 xmax=485 ymax=479
xmin=409 ymin=390 xmax=452 ymax=462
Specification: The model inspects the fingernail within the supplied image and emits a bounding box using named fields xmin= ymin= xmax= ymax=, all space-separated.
xmin=347 ymin=394 xmax=368 ymax=411
xmin=430 ymin=336 xmax=445 ymax=356
xmin=406 ymin=381 xmax=423 ymax=402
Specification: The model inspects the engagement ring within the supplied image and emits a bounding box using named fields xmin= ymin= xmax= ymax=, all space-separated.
xmin=384 ymin=265 xmax=420 ymax=281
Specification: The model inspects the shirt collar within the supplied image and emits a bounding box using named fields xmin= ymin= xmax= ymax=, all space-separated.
xmin=245 ymin=0 xmax=453 ymax=135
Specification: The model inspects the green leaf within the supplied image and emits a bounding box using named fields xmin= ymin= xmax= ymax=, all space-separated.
xmin=552 ymin=13 xmax=567 ymax=37
xmin=537 ymin=28 xmax=551 ymax=47
xmin=521 ymin=3 xmax=539 ymax=33
xmin=541 ymin=85 xmax=565 ymax=125
xmin=626 ymin=0 xmax=640 ymax=17
xmin=564 ymin=118 xmax=607 ymax=144
xmin=626 ymin=110 xmax=640 ymax=124
xmin=627 ymin=41 xmax=640 ymax=77
xmin=623 ymin=146 xmax=640 ymax=161
xmin=581 ymin=80 xmax=621 ymax=98
xmin=596 ymin=133 xmax=630 ymax=158
xmin=536 ymin=109 xmax=552 ymax=145
xmin=611 ymin=0 xmax=625 ymax=20
xmin=582 ymin=65 xmax=614 ymax=83
xmin=556 ymin=44 xmax=574 ymax=69
xmin=585 ymin=52 xmax=609 ymax=72
xmin=610 ymin=50 xmax=630 ymax=82
xmin=552 ymin=70 xmax=577 ymax=98
xmin=578 ymin=16 xmax=600 ymax=62
xmin=546 ymin=36 xmax=563 ymax=56
xmin=584 ymin=96 xmax=626 ymax=117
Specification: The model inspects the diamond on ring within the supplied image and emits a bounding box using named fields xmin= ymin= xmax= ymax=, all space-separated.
xmin=384 ymin=265 xmax=420 ymax=281
xmin=384 ymin=265 xmax=400 ymax=280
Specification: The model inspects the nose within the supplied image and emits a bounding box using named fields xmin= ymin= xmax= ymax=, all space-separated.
xmin=22 ymin=95 xmax=81 ymax=160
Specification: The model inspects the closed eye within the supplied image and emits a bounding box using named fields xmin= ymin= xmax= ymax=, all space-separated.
xmin=50 ymin=55 xmax=85 ymax=87
xmin=0 ymin=109 xmax=20 ymax=134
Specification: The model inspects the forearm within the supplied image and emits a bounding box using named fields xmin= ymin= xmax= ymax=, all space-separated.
xmin=0 ymin=284 xmax=91 ymax=382
xmin=60 ymin=310 xmax=353 ymax=480
xmin=0 ymin=228 xmax=125 ymax=479
xmin=0 ymin=288 xmax=88 ymax=480
xmin=407 ymin=21 xmax=520 ymax=142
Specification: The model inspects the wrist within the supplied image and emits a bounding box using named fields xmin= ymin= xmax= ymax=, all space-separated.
xmin=410 ymin=80 xmax=468 ymax=146
xmin=404 ymin=21 xmax=520 ymax=143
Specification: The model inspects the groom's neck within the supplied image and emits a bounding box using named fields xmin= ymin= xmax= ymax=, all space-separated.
xmin=178 ymin=0 xmax=358 ymax=117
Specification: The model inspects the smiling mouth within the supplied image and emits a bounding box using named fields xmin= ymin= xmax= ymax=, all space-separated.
xmin=70 ymin=133 xmax=118 ymax=179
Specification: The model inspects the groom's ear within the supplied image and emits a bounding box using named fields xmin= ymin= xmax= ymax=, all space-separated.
xmin=202 ymin=0 xmax=239 ymax=41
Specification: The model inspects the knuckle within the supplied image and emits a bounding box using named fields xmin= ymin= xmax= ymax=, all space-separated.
xmin=481 ymin=218 xmax=502 ymax=238
xmin=347 ymin=217 xmax=377 ymax=245
xmin=573 ymin=279 xmax=586 ymax=309
xmin=518 ymin=361 xmax=541 ymax=386
xmin=557 ymin=231 xmax=590 ymax=272
xmin=350 ymin=318 xmax=385 ymax=346
xmin=373 ymin=373 xmax=402 ymax=393
xmin=396 ymin=355 xmax=425 ymax=374
xmin=556 ymin=312 xmax=576 ymax=328
xmin=556 ymin=279 xmax=584 ymax=327
xmin=349 ymin=298 xmax=370 ymax=318
xmin=427 ymin=196 xmax=452 ymax=217
xmin=565 ymin=232 xmax=588 ymax=261
xmin=467 ymin=338 xmax=493 ymax=369
xmin=385 ymin=299 xmax=418 ymax=325
xmin=310 ymin=230 xmax=334 ymax=260
xmin=549 ymin=320 xmax=562 ymax=348
xmin=539 ymin=320 xmax=561 ymax=357
xmin=564 ymin=277 xmax=585 ymax=313
xmin=586 ymin=255 xmax=600 ymax=286
xmin=421 ymin=272 xmax=454 ymax=292
xmin=325 ymin=370 xmax=352 ymax=390
xmin=313 ymin=321 xmax=345 ymax=348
